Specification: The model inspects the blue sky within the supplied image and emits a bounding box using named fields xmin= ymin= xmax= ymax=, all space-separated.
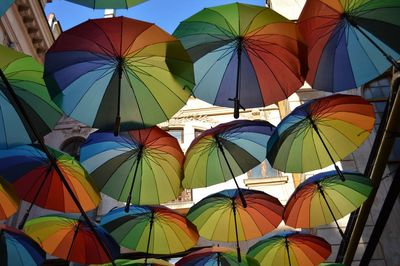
xmin=45 ymin=0 xmax=266 ymax=33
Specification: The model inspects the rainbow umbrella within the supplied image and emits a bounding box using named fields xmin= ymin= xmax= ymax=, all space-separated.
xmin=24 ymin=214 xmax=120 ymax=265
xmin=247 ymin=230 xmax=331 ymax=266
xmin=187 ymin=189 xmax=283 ymax=262
xmin=0 ymin=0 xmax=13 ymax=16
xmin=284 ymin=171 xmax=373 ymax=237
xmin=0 ymin=176 xmax=20 ymax=220
xmin=0 ymin=144 xmax=100 ymax=227
xmin=267 ymin=94 xmax=375 ymax=179
xmin=297 ymin=0 xmax=400 ymax=92
xmin=183 ymin=119 xmax=275 ymax=206
xmin=174 ymin=3 xmax=306 ymax=118
xmin=44 ymin=16 xmax=194 ymax=135
xmin=65 ymin=0 xmax=147 ymax=9
xmin=99 ymin=258 xmax=173 ymax=266
xmin=0 ymin=224 xmax=45 ymax=266
xmin=101 ymin=205 xmax=199 ymax=263
xmin=80 ymin=126 xmax=184 ymax=208
xmin=0 ymin=44 xmax=62 ymax=149
xmin=176 ymin=246 xmax=260 ymax=266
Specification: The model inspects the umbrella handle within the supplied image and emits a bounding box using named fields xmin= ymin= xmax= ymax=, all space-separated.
xmin=18 ymin=211 xmax=30 ymax=230
xmin=125 ymin=195 xmax=131 ymax=213
xmin=238 ymin=189 xmax=247 ymax=208
xmin=114 ymin=116 xmax=121 ymax=136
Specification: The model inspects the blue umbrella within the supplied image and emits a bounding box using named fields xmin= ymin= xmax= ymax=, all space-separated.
xmin=0 ymin=0 xmax=13 ymax=16
xmin=0 ymin=224 xmax=45 ymax=266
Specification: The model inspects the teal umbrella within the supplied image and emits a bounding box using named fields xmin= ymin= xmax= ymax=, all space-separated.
xmin=65 ymin=0 xmax=147 ymax=9
xmin=0 ymin=0 xmax=13 ymax=16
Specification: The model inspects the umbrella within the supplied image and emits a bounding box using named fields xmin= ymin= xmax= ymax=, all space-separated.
xmin=0 ymin=0 xmax=13 ymax=16
xmin=0 ymin=144 xmax=100 ymax=227
xmin=0 ymin=224 xmax=45 ymax=266
xmin=44 ymin=16 xmax=194 ymax=135
xmin=65 ymin=0 xmax=147 ymax=9
xmin=247 ymin=230 xmax=331 ymax=266
xmin=176 ymin=246 xmax=260 ymax=266
xmin=100 ymin=205 xmax=199 ymax=263
xmin=80 ymin=126 xmax=184 ymax=209
xmin=183 ymin=119 xmax=275 ymax=206
xmin=0 ymin=176 xmax=19 ymax=220
xmin=24 ymin=214 xmax=120 ymax=265
xmin=267 ymin=94 xmax=375 ymax=180
xmin=187 ymin=189 xmax=283 ymax=262
xmin=99 ymin=258 xmax=173 ymax=266
xmin=297 ymin=0 xmax=400 ymax=92
xmin=283 ymin=171 xmax=373 ymax=237
xmin=0 ymin=44 xmax=62 ymax=149
xmin=173 ymin=2 xmax=306 ymax=118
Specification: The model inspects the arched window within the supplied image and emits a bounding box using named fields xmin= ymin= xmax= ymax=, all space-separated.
xmin=60 ymin=136 xmax=86 ymax=160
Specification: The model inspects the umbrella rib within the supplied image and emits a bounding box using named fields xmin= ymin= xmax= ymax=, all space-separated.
xmin=117 ymin=153 xmax=140 ymax=201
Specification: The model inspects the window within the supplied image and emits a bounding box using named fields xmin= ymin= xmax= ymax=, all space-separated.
xmin=172 ymin=189 xmax=192 ymax=202
xmin=60 ymin=136 xmax=86 ymax=160
xmin=247 ymin=160 xmax=280 ymax=178
xmin=165 ymin=128 xmax=184 ymax=144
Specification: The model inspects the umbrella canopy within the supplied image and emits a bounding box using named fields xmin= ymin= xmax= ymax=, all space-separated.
xmin=99 ymin=258 xmax=173 ymax=266
xmin=80 ymin=126 xmax=184 ymax=207
xmin=0 ymin=45 xmax=62 ymax=149
xmin=247 ymin=230 xmax=331 ymax=266
xmin=298 ymin=0 xmax=400 ymax=92
xmin=0 ymin=145 xmax=100 ymax=218
xmin=176 ymin=246 xmax=260 ymax=266
xmin=0 ymin=176 xmax=19 ymax=220
xmin=0 ymin=224 xmax=45 ymax=266
xmin=187 ymin=189 xmax=283 ymax=261
xmin=24 ymin=214 xmax=120 ymax=265
xmin=184 ymin=119 xmax=275 ymax=189
xmin=44 ymin=16 xmax=194 ymax=135
xmin=267 ymin=94 xmax=375 ymax=175
xmin=65 ymin=0 xmax=147 ymax=9
xmin=174 ymin=3 xmax=306 ymax=118
xmin=100 ymin=205 xmax=199 ymax=256
xmin=0 ymin=0 xmax=13 ymax=16
xmin=284 ymin=171 xmax=372 ymax=237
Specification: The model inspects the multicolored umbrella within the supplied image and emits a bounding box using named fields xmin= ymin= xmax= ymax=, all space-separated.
xmin=0 ymin=224 xmax=45 ymax=266
xmin=80 ymin=126 xmax=184 ymax=208
xmin=176 ymin=246 xmax=260 ymax=266
xmin=187 ymin=189 xmax=283 ymax=262
xmin=0 ymin=0 xmax=13 ymax=16
xmin=0 ymin=144 xmax=100 ymax=227
xmin=100 ymin=205 xmax=199 ymax=261
xmin=44 ymin=16 xmax=194 ymax=135
xmin=65 ymin=0 xmax=147 ymax=9
xmin=247 ymin=230 xmax=331 ymax=266
xmin=184 ymin=119 xmax=275 ymax=206
xmin=174 ymin=3 xmax=306 ymax=118
xmin=99 ymin=258 xmax=173 ymax=266
xmin=297 ymin=0 xmax=400 ymax=92
xmin=284 ymin=171 xmax=373 ymax=237
xmin=267 ymin=94 xmax=375 ymax=179
xmin=0 ymin=44 xmax=62 ymax=149
xmin=24 ymin=214 xmax=120 ymax=265
xmin=0 ymin=176 xmax=19 ymax=220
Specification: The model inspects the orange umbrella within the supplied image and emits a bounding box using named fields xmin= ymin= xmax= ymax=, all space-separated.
xmin=0 ymin=176 xmax=19 ymax=220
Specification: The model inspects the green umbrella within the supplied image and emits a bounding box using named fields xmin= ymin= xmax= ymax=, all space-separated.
xmin=0 ymin=45 xmax=62 ymax=148
xmin=65 ymin=0 xmax=147 ymax=9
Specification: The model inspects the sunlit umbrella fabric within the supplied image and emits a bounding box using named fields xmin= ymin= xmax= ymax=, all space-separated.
xmin=0 ymin=176 xmax=19 ymax=220
xmin=247 ymin=230 xmax=331 ymax=266
xmin=0 ymin=144 xmax=100 ymax=213
xmin=298 ymin=0 xmax=400 ymax=91
xmin=0 ymin=224 xmax=45 ymax=266
xmin=0 ymin=45 xmax=62 ymax=149
xmin=65 ymin=0 xmax=147 ymax=9
xmin=101 ymin=205 xmax=199 ymax=255
xmin=98 ymin=258 xmax=173 ymax=266
xmin=24 ymin=215 xmax=120 ymax=265
xmin=80 ymin=126 xmax=184 ymax=205
xmin=267 ymin=94 xmax=375 ymax=173
xmin=44 ymin=16 xmax=194 ymax=132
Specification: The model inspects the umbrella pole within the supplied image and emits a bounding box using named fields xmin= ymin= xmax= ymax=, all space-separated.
xmin=285 ymin=237 xmax=292 ymax=266
xmin=232 ymin=198 xmax=242 ymax=263
xmin=18 ymin=166 xmax=52 ymax=229
xmin=318 ymin=183 xmax=345 ymax=238
xmin=125 ymin=147 xmax=143 ymax=212
xmin=0 ymin=70 xmax=116 ymax=266
xmin=214 ymin=136 xmax=247 ymax=208
xmin=230 ymin=37 xmax=243 ymax=119
xmin=114 ymin=59 xmax=123 ymax=136
xmin=308 ymin=117 xmax=345 ymax=181
xmin=347 ymin=18 xmax=400 ymax=71
xmin=66 ymin=220 xmax=81 ymax=261
xmin=145 ymin=211 xmax=155 ymax=265
xmin=217 ymin=252 xmax=221 ymax=266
